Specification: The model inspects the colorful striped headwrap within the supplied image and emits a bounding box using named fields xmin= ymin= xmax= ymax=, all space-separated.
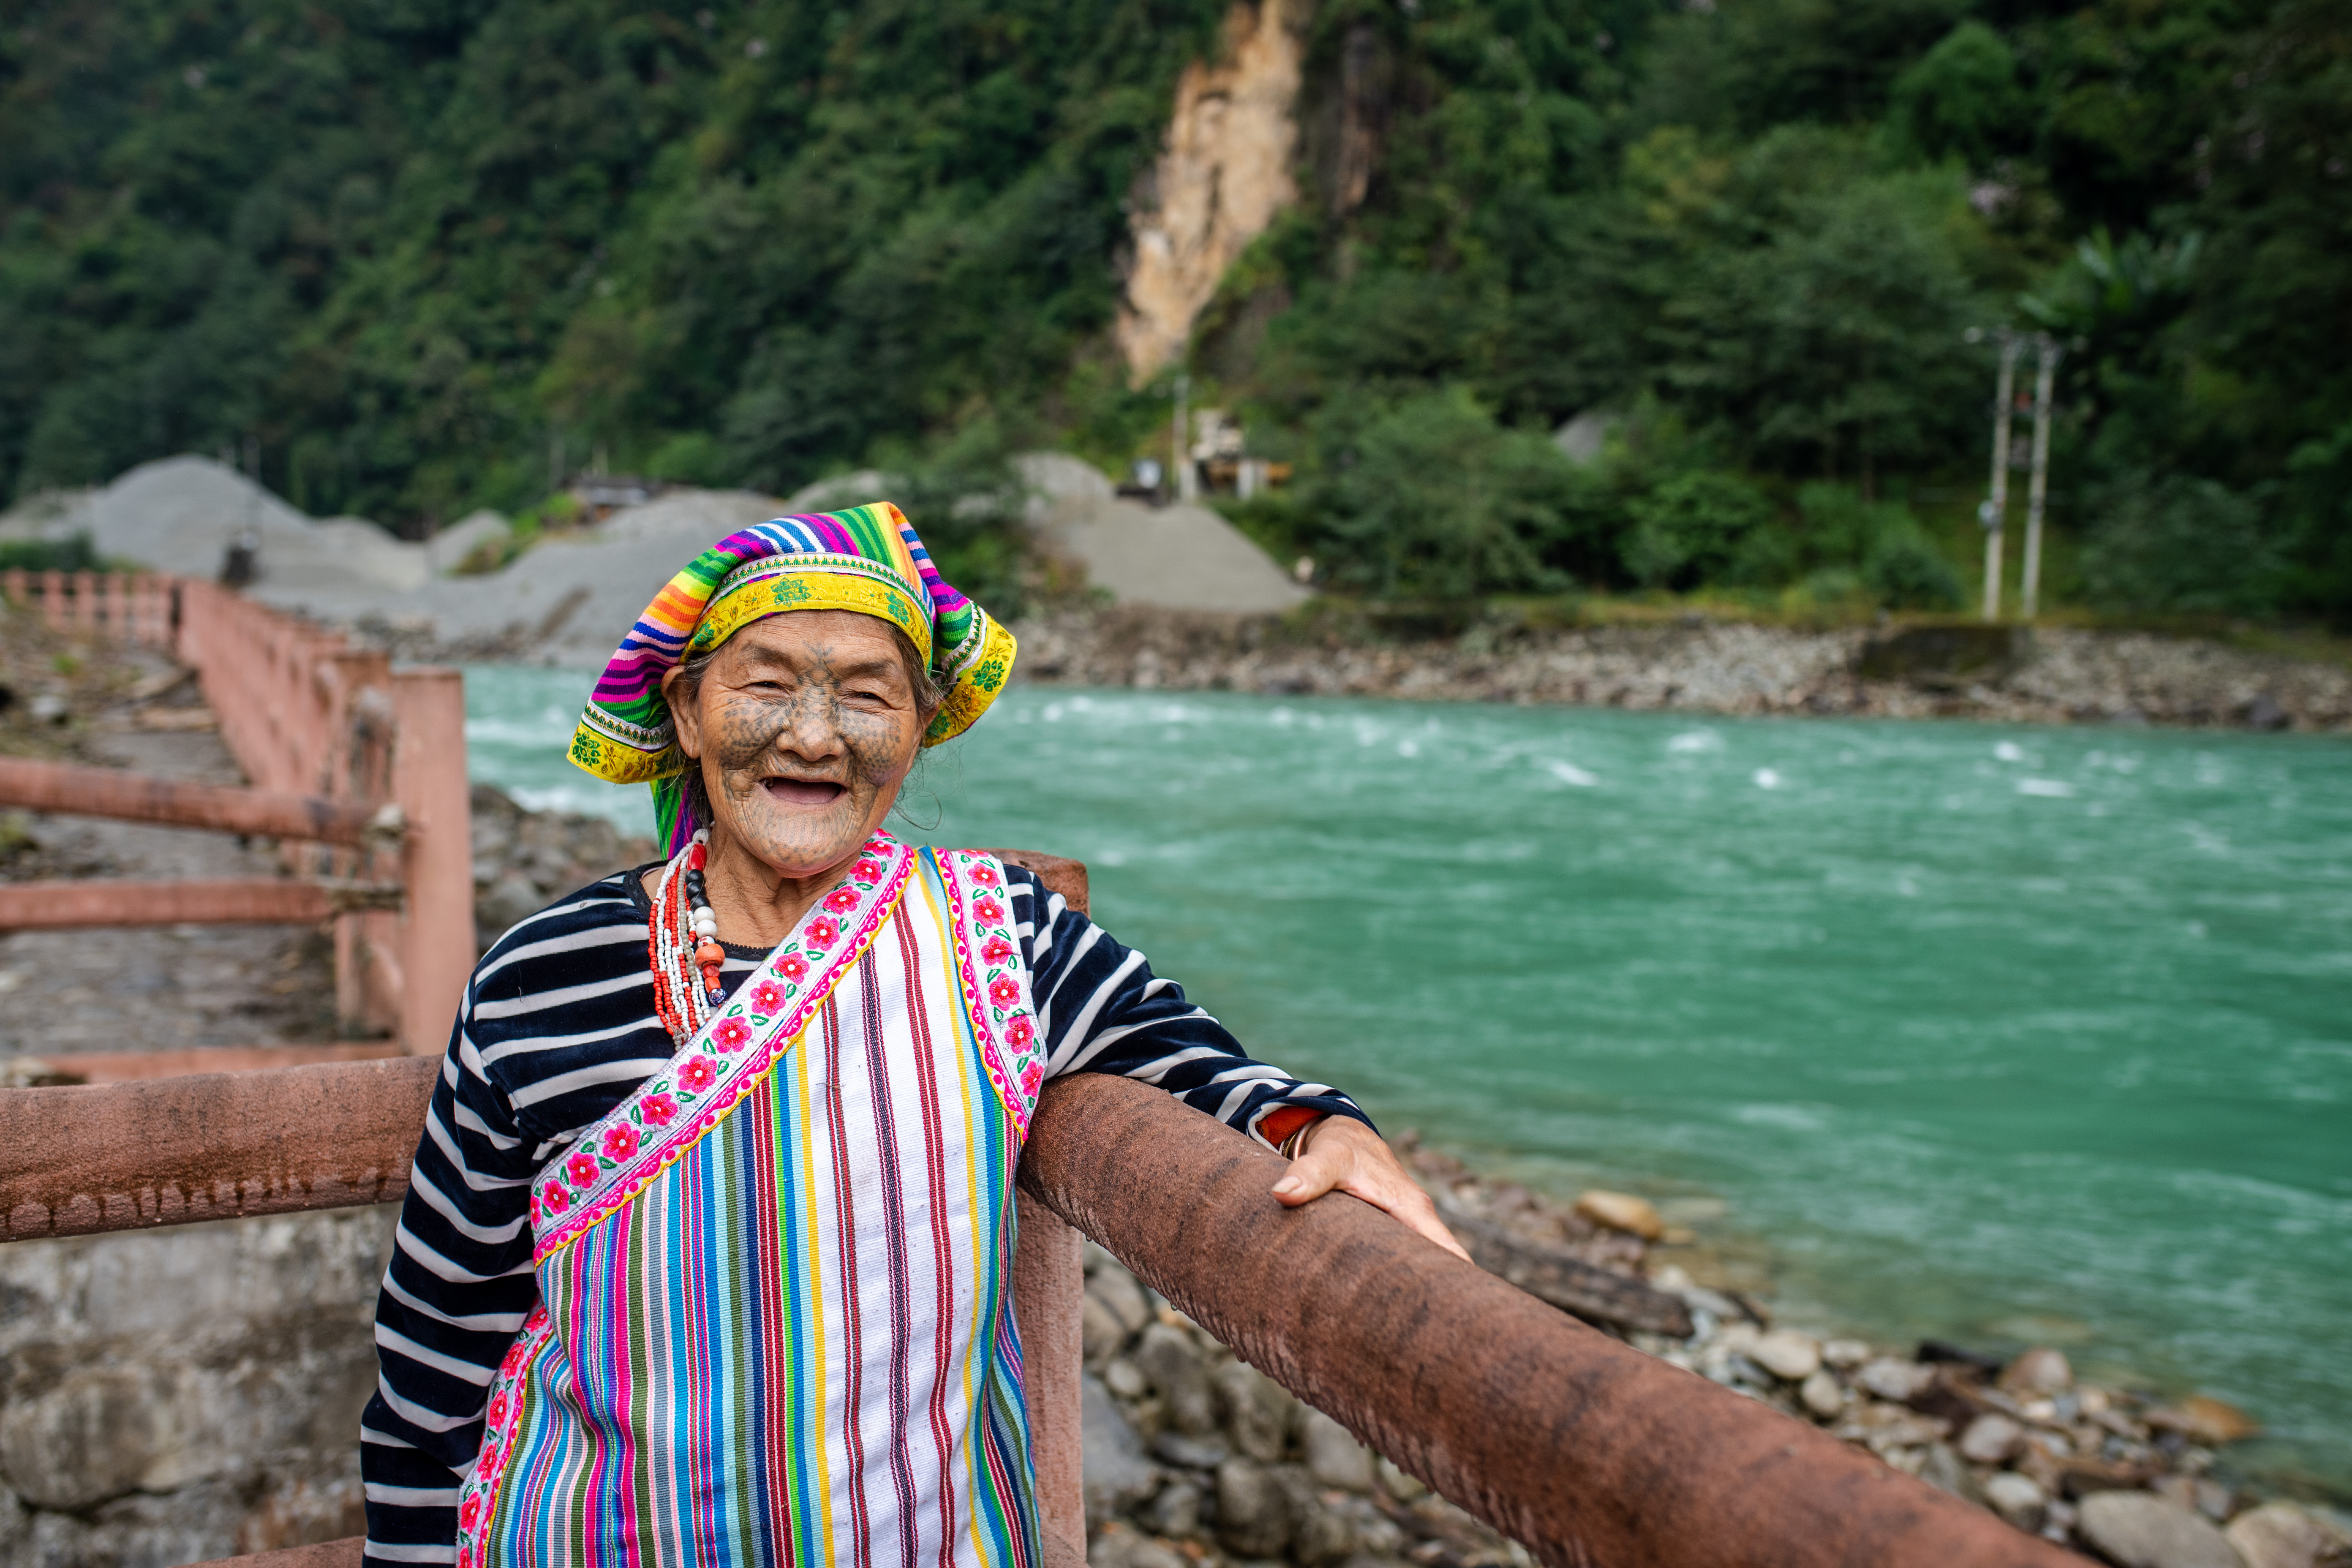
xmin=568 ymin=502 xmax=1016 ymax=853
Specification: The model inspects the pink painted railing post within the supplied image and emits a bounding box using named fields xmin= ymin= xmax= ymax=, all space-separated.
xmin=389 ymin=668 xmax=473 ymax=1056
xmin=1013 ymin=1193 xmax=1087 ymax=1563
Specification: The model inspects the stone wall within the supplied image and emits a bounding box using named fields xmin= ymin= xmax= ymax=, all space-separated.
xmin=0 ymin=1210 xmax=397 ymax=1567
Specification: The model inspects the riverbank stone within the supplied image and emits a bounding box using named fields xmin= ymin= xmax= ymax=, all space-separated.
xmin=2148 ymin=1397 xmax=2261 ymax=1447
xmin=1301 ymin=1410 xmax=1378 ymax=1493
xmin=2001 ymin=1348 xmax=2075 ymax=1398
xmin=1082 ymin=1375 xmax=1160 ymax=1527
xmin=1799 ymin=1370 xmax=1846 ymax=1418
xmin=1215 ymin=1360 xmax=1297 ymax=1464
xmin=1961 ymin=1413 xmax=2026 ymax=1465
xmin=1985 ymin=1472 xmax=2051 ymax=1533
xmin=1751 ymin=1330 xmax=1823 ymax=1382
xmin=2225 ymin=1503 xmax=2352 ymax=1568
xmin=2078 ymin=1491 xmax=2244 ymax=1568
xmin=1573 ymin=1190 xmax=1664 ymax=1240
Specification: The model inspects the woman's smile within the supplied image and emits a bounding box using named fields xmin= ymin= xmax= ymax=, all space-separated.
xmin=759 ymin=776 xmax=848 ymax=808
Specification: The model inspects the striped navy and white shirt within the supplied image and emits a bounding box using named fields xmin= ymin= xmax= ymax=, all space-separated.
xmin=360 ymin=860 xmax=1366 ymax=1561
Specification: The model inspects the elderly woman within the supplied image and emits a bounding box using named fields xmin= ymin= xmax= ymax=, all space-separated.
xmin=360 ymin=504 xmax=1456 ymax=1566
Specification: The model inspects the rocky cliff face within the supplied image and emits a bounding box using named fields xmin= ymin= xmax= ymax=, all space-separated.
xmin=1115 ymin=0 xmax=1308 ymax=381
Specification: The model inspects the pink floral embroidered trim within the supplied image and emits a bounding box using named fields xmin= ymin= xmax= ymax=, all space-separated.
xmin=938 ymin=849 xmax=1045 ymax=1134
xmin=454 ymin=1300 xmax=554 ymax=1564
xmin=528 ymin=833 xmax=916 ymax=1262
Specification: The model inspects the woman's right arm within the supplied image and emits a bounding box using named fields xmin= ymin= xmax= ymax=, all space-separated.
xmin=359 ymin=983 xmax=543 ymax=1565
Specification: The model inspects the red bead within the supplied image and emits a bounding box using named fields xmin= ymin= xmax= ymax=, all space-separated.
xmin=689 ymin=844 xmax=708 ymax=872
xmin=695 ymin=942 xmax=726 ymax=967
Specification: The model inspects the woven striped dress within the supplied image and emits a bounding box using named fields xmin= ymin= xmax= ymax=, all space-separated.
xmin=362 ymin=830 xmax=1364 ymax=1567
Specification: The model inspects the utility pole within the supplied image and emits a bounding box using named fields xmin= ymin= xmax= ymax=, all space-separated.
xmin=2020 ymin=333 xmax=2062 ymax=621
xmin=1172 ymin=373 xmax=1196 ymax=503
xmin=1977 ymin=332 xmax=2022 ymax=621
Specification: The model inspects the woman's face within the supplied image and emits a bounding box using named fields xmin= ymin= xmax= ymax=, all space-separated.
xmin=665 ymin=610 xmax=927 ymax=879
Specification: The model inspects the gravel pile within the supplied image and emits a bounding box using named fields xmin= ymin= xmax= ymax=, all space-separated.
xmin=1078 ymin=1135 xmax=2351 ymax=1568
xmin=1014 ymin=607 xmax=2352 ymax=733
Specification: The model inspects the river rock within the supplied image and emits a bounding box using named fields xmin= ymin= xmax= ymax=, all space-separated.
xmin=1215 ymin=1457 xmax=1295 ymax=1558
xmin=2226 ymin=1503 xmax=2352 ymax=1568
xmin=1213 ymin=1358 xmax=1296 ymax=1464
xmin=1751 ymin=1330 xmax=1822 ymax=1382
xmin=1573 ymin=1190 xmax=1664 ymax=1240
xmin=1960 ymin=1413 xmax=2025 ymax=1465
xmin=1917 ymin=1442 xmax=1984 ymax=1505
xmin=1082 ymin=1375 xmax=1160 ymax=1528
xmin=1089 ymin=1522 xmax=1191 ymax=1568
xmin=1152 ymin=1432 xmax=1229 ymax=1470
xmin=1855 ymin=1358 xmax=1937 ymax=1403
xmin=2078 ymin=1490 xmax=2244 ymax=1568
xmin=1103 ymin=1358 xmax=1147 ymax=1400
xmin=1089 ymin=1264 xmax=1154 ymax=1337
xmin=1082 ymin=1294 xmax=1129 ymax=1367
xmin=1141 ymin=1479 xmax=1202 ymax=1541
xmin=2147 ymin=1396 xmax=2261 ymax=1446
xmin=1821 ymin=1338 xmax=1872 ymax=1369
xmin=1133 ymin=1323 xmax=1218 ymax=1436
xmin=1984 ymin=1471 xmax=2050 ymax=1533
xmin=1291 ymin=1494 xmax=1361 ymax=1564
xmin=2000 ymin=1347 xmax=2074 ymax=1398
xmin=1799 ymin=1370 xmax=1846 ymax=1418
xmin=1376 ymin=1457 xmax=1427 ymax=1503
xmin=1300 ymin=1409 xmax=1378 ymax=1493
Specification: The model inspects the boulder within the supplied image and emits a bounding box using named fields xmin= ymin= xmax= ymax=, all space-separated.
xmin=1213 ymin=1359 xmax=1296 ymax=1464
xmin=1573 ymin=1190 xmax=1664 ymax=1240
xmin=1855 ymin=1358 xmax=1937 ymax=1403
xmin=1916 ymin=1443 xmax=1985 ymax=1506
xmin=1999 ymin=1347 xmax=2074 ymax=1398
xmin=1081 ymin=1294 xmax=1129 ymax=1368
xmin=1984 ymin=1472 xmax=2050 ymax=1534
xmin=2226 ymin=1503 xmax=2351 ymax=1568
xmin=1141 ymin=1480 xmax=1202 ymax=1541
xmin=2147 ymin=1396 xmax=2260 ymax=1447
xmin=1300 ymin=1409 xmax=1377 ymax=1493
xmin=1751 ymin=1330 xmax=1823 ymax=1382
xmin=1132 ymin=1323 xmax=1218 ymax=1436
xmin=1214 ymin=1457 xmax=1295 ymax=1559
xmin=1087 ymin=1264 xmax=1155 ymax=1338
xmin=1799 ymin=1370 xmax=1846 ymax=1419
xmin=2077 ymin=1490 xmax=2245 ymax=1568
xmin=1081 ymin=1375 xmax=1160 ymax=1528
xmin=1960 ymin=1413 xmax=2025 ymax=1465
xmin=1088 ymin=1523 xmax=1191 ymax=1568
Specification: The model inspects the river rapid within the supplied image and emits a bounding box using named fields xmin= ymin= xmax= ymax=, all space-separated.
xmin=466 ymin=669 xmax=2352 ymax=1496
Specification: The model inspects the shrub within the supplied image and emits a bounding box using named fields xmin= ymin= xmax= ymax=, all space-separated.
xmin=1621 ymin=472 xmax=1774 ymax=589
xmin=2081 ymin=476 xmax=2280 ymax=616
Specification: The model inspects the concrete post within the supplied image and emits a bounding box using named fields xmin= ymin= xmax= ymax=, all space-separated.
xmin=1014 ymin=1192 xmax=1087 ymax=1563
xmin=390 ymin=667 xmax=473 ymax=1056
xmin=1980 ymin=333 xmax=2021 ymax=621
xmin=2021 ymin=333 xmax=2061 ymax=620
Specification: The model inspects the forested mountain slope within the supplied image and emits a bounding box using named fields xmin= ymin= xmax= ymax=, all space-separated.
xmin=2 ymin=0 xmax=2344 ymax=620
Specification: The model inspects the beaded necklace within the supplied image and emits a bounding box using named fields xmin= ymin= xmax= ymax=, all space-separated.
xmin=648 ymin=831 xmax=727 ymax=1047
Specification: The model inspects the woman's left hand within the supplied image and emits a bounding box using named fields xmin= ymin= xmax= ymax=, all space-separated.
xmin=1271 ymin=1116 xmax=1470 ymax=1263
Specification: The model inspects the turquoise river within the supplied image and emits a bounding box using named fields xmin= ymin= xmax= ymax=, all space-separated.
xmin=466 ymin=668 xmax=2352 ymax=1495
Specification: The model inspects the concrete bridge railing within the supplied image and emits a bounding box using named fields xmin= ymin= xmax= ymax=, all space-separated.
xmin=0 ymin=570 xmax=474 ymax=1058
xmin=0 ymin=827 xmax=2091 ymax=1567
